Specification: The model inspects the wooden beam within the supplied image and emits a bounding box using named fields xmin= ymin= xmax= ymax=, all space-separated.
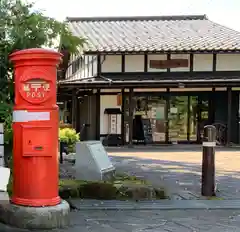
xmin=144 ymin=54 xmax=148 ymax=72
xmin=213 ymin=54 xmax=217 ymax=72
xmin=97 ymin=55 xmax=101 ymax=76
xmin=190 ymin=54 xmax=194 ymax=72
xmin=121 ymin=55 xmax=125 ymax=73
xmin=167 ymin=54 xmax=171 ymax=72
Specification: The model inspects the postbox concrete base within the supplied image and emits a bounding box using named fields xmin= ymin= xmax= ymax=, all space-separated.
xmin=0 ymin=199 xmax=70 ymax=229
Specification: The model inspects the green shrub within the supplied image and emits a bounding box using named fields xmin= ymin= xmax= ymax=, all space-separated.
xmin=59 ymin=128 xmax=80 ymax=152
xmin=4 ymin=114 xmax=13 ymax=146
xmin=7 ymin=155 xmax=13 ymax=197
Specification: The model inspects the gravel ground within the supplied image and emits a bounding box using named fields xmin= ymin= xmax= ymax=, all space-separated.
xmin=59 ymin=162 xmax=76 ymax=179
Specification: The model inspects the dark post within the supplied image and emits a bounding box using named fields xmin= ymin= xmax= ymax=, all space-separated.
xmin=59 ymin=141 xmax=64 ymax=164
xmin=201 ymin=125 xmax=216 ymax=196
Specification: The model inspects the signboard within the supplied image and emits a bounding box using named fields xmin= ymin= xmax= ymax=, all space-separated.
xmin=20 ymin=79 xmax=52 ymax=104
xmin=150 ymin=59 xmax=189 ymax=69
xmin=110 ymin=114 xmax=117 ymax=134
xmin=156 ymin=106 xmax=165 ymax=120
xmin=75 ymin=141 xmax=115 ymax=181
xmin=170 ymin=107 xmax=178 ymax=114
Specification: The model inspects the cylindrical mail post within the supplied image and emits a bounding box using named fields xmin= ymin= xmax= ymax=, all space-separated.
xmin=9 ymin=48 xmax=62 ymax=207
xmin=201 ymin=125 xmax=216 ymax=197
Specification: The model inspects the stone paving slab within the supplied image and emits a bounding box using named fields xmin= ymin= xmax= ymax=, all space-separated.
xmin=49 ymin=209 xmax=240 ymax=231
xmin=1 ymin=208 xmax=240 ymax=231
xmin=70 ymin=199 xmax=240 ymax=210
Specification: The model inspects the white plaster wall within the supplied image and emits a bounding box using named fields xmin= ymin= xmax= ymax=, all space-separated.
xmin=170 ymin=54 xmax=190 ymax=72
xmin=193 ymin=54 xmax=213 ymax=71
xmin=125 ymin=55 xmax=144 ymax=72
xmin=100 ymin=95 xmax=121 ymax=135
xmin=216 ymin=54 xmax=240 ymax=71
xmin=101 ymin=55 xmax=121 ymax=72
xmin=66 ymin=53 xmax=240 ymax=79
xmin=148 ymin=54 xmax=167 ymax=72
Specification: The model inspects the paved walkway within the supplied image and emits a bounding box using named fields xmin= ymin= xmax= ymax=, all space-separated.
xmin=2 ymin=146 xmax=240 ymax=231
xmin=1 ymin=209 xmax=240 ymax=231
xmin=69 ymin=199 xmax=240 ymax=210
xmin=68 ymin=209 xmax=240 ymax=232
xmin=108 ymin=146 xmax=240 ymax=199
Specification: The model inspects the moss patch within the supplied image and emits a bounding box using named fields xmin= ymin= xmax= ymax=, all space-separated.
xmin=59 ymin=173 xmax=168 ymax=200
xmin=59 ymin=179 xmax=118 ymax=200
xmin=206 ymin=196 xmax=224 ymax=200
xmin=8 ymin=172 xmax=167 ymax=201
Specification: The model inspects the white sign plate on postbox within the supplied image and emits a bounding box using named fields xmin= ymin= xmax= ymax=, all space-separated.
xmin=75 ymin=141 xmax=115 ymax=181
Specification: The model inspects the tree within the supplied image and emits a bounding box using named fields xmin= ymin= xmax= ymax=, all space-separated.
xmin=0 ymin=0 xmax=86 ymax=164
xmin=0 ymin=0 xmax=85 ymax=118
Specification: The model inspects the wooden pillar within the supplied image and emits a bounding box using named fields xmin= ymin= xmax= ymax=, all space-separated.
xmin=197 ymin=96 xmax=202 ymax=143
xmin=75 ymin=96 xmax=80 ymax=133
xmin=121 ymin=88 xmax=125 ymax=145
xmin=187 ymin=95 xmax=191 ymax=142
xmin=95 ymin=89 xmax=100 ymax=140
xmin=227 ymin=87 xmax=232 ymax=146
xmin=71 ymin=91 xmax=77 ymax=129
xmin=128 ymin=88 xmax=134 ymax=147
xmin=208 ymin=88 xmax=215 ymax=124
xmin=165 ymin=88 xmax=170 ymax=144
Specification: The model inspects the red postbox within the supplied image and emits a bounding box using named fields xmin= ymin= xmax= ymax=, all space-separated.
xmin=9 ymin=48 xmax=63 ymax=207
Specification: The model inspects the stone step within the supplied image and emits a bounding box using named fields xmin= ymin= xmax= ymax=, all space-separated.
xmin=70 ymin=199 xmax=240 ymax=210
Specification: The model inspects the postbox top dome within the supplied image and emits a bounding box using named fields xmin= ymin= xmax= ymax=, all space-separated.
xmin=9 ymin=48 xmax=63 ymax=64
xmin=10 ymin=48 xmax=61 ymax=56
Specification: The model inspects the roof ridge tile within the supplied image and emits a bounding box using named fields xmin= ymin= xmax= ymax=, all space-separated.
xmin=66 ymin=15 xmax=207 ymax=22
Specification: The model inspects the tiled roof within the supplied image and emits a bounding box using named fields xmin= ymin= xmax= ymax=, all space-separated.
xmin=66 ymin=15 xmax=240 ymax=53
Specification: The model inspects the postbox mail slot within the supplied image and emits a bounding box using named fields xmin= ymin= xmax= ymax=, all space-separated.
xmin=22 ymin=125 xmax=53 ymax=157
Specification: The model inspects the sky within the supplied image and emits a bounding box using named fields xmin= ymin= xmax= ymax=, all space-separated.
xmin=33 ymin=0 xmax=240 ymax=31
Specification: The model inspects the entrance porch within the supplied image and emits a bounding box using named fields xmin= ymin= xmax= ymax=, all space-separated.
xmin=58 ymin=85 xmax=240 ymax=147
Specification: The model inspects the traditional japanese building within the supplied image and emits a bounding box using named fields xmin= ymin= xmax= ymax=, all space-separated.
xmin=58 ymin=15 xmax=240 ymax=146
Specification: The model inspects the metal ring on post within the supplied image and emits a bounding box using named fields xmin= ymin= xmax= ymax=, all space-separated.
xmin=202 ymin=141 xmax=216 ymax=147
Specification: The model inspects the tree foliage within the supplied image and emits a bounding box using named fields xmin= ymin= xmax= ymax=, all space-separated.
xmin=0 ymin=0 xmax=86 ymax=144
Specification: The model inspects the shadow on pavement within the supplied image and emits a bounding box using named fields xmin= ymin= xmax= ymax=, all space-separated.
xmin=109 ymin=152 xmax=240 ymax=200
xmin=106 ymin=144 xmax=240 ymax=153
